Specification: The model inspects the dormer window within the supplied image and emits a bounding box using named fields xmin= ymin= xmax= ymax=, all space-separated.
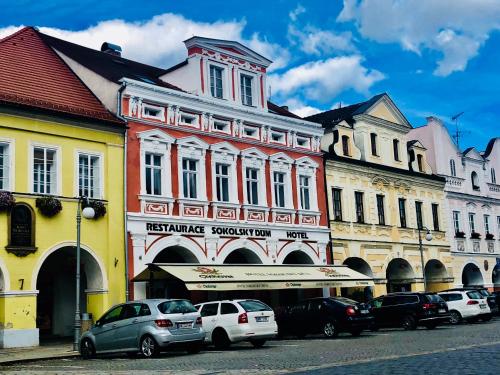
xmin=243 ymin=125 xmax=259 ymax=139
xmin=240 ymin=74 xmax=253 ymax=106
xmin=213 ymin=119 xmax=230 ymax=133
xmin=417 ymin=154 xmax=424 ymax=172
xmin=471 ymin=171 xmax=480 ymax=190
xmin=142 ymin=104 xmax=164 ymax=120
xmin=180 ymin=112 xmax=197 ymax=126
xmin=341 ymin=135 xmax=350 ymax=156
xmin=271 ymin=131 xmax=285 ymax=144
xmin=296 ymin=136 xmax=310 ymax=148
xmin=210 ymin=65 xmax=224 ymax=99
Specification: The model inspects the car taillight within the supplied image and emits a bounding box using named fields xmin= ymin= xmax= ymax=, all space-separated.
xmin=155 ymin=319 xmax=173 ymax=328
xmin=346 ymin=307 xmax=356 ymax=316
xmin=238 ymin=312 xmax=248 ymax=324
xmin=196 ymin=317 xmax=202 ymax=326
xmin=422 ymin=303 xmax=436 ymax=310
xmin=467 ymin=300 xmax=479 ymax=305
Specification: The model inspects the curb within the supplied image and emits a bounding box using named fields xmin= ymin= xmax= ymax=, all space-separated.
xmin=0 ymin=351 xmax=80 ymax=366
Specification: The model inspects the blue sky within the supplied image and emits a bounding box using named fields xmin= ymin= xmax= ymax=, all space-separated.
xmin=1 ymin=0 xmax=499 ymax=150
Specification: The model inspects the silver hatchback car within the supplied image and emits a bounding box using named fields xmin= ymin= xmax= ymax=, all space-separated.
xmin=80 ymin=299 xmax=205 ymax=358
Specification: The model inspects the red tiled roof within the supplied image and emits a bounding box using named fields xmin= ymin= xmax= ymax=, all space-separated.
xmin=0 ymin=27 xmax=123 ymax=125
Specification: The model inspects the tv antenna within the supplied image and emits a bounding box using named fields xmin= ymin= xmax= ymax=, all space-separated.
xmin=450 ymin=111 xmax=468 ymax=148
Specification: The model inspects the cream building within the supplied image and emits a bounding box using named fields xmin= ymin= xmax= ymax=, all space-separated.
xmin=306 ymin=94 xmax=454 ymax=298
xmin=410 ymin=117 xmax=500 ymax=291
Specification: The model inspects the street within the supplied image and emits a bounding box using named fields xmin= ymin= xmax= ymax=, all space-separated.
xmin=2 ymin=318 xmax=499 ymax=374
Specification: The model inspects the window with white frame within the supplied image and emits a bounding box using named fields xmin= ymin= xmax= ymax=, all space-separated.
xmin=0 ymin=143 xmax=10 ymax=190
xmin=299 ymin=175 xmax=311 ymax=210
xmin=484 ymin=214 xmax=490 ymax=233
xmin=180 ymin=112 xmax=197 ymax=126
xmin=215 ymin=163 xmax=229 ymax=202
xmin=182 ymin=159 xmax=198 ymax=199
xmin=212 ymin=119 xmax=230 ymax=133
xmin=78 ymin=153 xmax=101 ymax=198
xmin=240 ymin=74 xmax=253 ymax=106
xmin=271 ymin=131 xmax=285 ymax=144
xmin=144 ymin=153 xmax=162 ymax=195
xmin=469 ymin=213 xmax=476 ymax=233
xmin=241 ymin=148 xmax=267 ymax=206
xmin=246 ymin=168 xmax=259 ymax=205
xmin=210 ymin=65 xmax=224 ymax=99
xmin=269 ymin=153 xmax=293 ymax=209
xmin=453 ymin=211 xmax=461 ymax=233
xmin=33 ymin=147 xmax=57 ymax=194
xmin=177 ymin=137 xmax=208 ymax=201
xmin=273 ymin=172 xmax=286 ymax=208
xmin=296 ymin=136 xmax=310 ymax=148
xmin=243 ymin=125 xmax=259 ymax=139
xmin=211 ymin=142 xmax=239 ymax=204
xmin=142 ymin=104 xmax=164 ymax=120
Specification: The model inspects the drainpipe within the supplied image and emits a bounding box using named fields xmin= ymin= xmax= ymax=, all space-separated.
xmin=322 ymin=153 xmax=334 ymax=298
xmin=117 ymin=82 xmax=129 ymax=302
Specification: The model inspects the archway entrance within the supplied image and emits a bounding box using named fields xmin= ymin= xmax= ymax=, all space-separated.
xmin=342 ymin=257 xmax=374 ymax=301
xmin=223 ymin=248 xmax=263 ymax=264
xmin=36 ymin=246 xmax=103 ymax=340
xmin=425 ymin=259 xmax=449 ymax=292
xmin=150 ymin=246 xmax=199 ymax=300
xmin=462 ymin=263 xmax=484 ymax=287
xmin=386 ymin=258 xmax=415 ymax=293
xmin=282 ymin=251 xmax=314 ymax=265
xmin=493 ymin=264 xmax=500 ymax=291
xmin=279 ymin=251 xmax=316 ymax=305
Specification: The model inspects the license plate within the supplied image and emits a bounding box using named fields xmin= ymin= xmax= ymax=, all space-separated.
xmin=177 ymin=322 xmax=192 ymax=329
xmin=438 ymin=309 xmax=446 ymax=313
xmin=480 ymin=305 xmax=487 ymax=309
xmin=255 ymin=316 xmax=269 ymax=322
xmin=360 ymin=309 xmax=369 ymax=314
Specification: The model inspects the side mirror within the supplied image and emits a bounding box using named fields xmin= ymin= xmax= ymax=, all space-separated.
xmin=95 ymin=319 xmax=101 ymax=327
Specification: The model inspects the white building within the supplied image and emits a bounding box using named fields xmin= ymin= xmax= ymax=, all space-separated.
xmin=410 ymin=117 xmax=500 ymax=290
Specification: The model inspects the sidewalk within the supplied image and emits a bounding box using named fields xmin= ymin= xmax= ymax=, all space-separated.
xmin=0 ymin=340 xmax=79 ymax=365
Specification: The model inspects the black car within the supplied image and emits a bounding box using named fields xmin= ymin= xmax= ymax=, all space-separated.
xmin=443 ymin=288 xmax=498 ymax=316
xmin=367 ymin=292 xmax=450 ymax=330
xmin=276 ymin=297 xmax=374 ymax=338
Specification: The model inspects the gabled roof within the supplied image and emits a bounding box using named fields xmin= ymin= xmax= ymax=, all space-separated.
xmin=305 ymin=93 xmax=410 ymax=129
xmin=463 ymin=147 xmax=483 ymax=160
xmin=0 ymin=27 xmax=122 ymax=125
xmin=267 ymin=101 xmax=301 ymax=119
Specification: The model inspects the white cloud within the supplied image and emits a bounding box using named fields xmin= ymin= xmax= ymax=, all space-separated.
xmin=288 ymin=25 xmax=356 ymax=55
xmin=337 ymin=0 xmax=500 ymax=76
xmin=0 ymin=13 xmax=289 ymax=71
xmin=283 ymin=98 xmax=322 ymax=118
xmin=289 ymin=4 xmax=306 ymax=21
xmin=269 ymin=55 xmax=384 ymax=101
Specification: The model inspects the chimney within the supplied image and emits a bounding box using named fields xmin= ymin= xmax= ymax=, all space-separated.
xmin=281 ymin=105 xmax=289 ymax=111
xmin=100 ymin=42 xmax=122 ymax=57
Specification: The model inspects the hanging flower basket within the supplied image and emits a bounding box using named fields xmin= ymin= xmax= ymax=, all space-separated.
xmin=36 ymin=196 xmax=62 ymax=217
xmin=454 ymin=231 xmax=465 ymax=239
xmin=486 ymin=233 xmax=495 ymax=240
xmin=0 ymin=191 xmax=15 ymax=212
xmin=470 ymin=231 xmax=481 ymax=239
xmin=82 ymin=199 xmax=106 ymax=219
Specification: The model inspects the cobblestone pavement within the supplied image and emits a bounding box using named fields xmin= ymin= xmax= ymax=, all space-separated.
xmin=2 ymin=318 xmax=499 ymax=374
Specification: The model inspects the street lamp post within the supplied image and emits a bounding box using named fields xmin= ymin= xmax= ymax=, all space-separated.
xmin=73 ymin=197 xmax=95 ymax=352
xmin=417 ymin=226 xmax=433 ymax=292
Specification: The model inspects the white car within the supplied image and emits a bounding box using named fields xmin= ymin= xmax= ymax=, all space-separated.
xmin=195 ymin=299 xmax=278 ymax=349
xmin=438 ymin=290 xmax=491 ymax=324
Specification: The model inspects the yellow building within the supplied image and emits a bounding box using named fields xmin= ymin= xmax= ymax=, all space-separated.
xmin=306 ymin=94 xmax=454 ymax=298
xmin=0 ymin=27 xmax=125 ymax=347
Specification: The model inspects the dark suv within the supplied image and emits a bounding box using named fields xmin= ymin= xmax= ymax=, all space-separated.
xmin=276 ymin=297 xmax=374 ymax=338
xmin=367 ymin=292 xmax=450 ymax=330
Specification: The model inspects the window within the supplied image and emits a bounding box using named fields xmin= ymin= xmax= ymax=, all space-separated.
xmin=120 ymin=304 xmax=141 ymax=320
xmin=341 ymin=135 xmax=350 ymax=156
xmin=332 ymin=188 xmax=342 ymax=221
xmin=296 ymin=136 xmax=310 ymax=148
xmin=484 ymin=214 xmax=490 ymax=233
xmin=246 ymin=168 xmax=259 ymax=205
xmin=398 ymin=198 xmax=407 ymax=228
xmin=273 ymin=171 xmax=286 ymax=208
xmin=498 ymin=216 xmax=500 ymax=235
xmin=450 ymin=159 xmax=456 ymax=177
xmin=158 ymin=300 xmax=197 ymax=314
xmin=393 ymin=139 xmax=400 ymax=161
xmin=101 ymin=305 xmax=123 ymax=324
xmin=78 ymin=154 xmax=100 ymax=198
xmin=213 ymin=120 xmax=229 ymax=133
xmin=417 ymin=154 xmax=424 ymax=172
xmin=432 ymin=203 xmax=440 ymax=231
xmin=471 ymin=171 xmax=479 ymax=190
xmin=415 ymin=201 xmax=423 ymax=229
xmin=370 ymin=133 xmax=378 ymax=156
xmin=215 ymin=163 xmax=229 ymax=202
xmin=491 ymin=168 xmax=496 ymax=184
xmin=180 ymin=113 xmax=197 ymax=126
xmin=453 ymin=211 xmax=461 ymax=233
xmin=354 ymin=191 xmax=364 ymax=223
xmin=145 ymin=153 xmax=162 ymax=195
xmin=240 ymin=74 xmax=253 ymax=106
xmin=142 ymin=105 xmax=163 ymax=119
xmin=220 ymin=303 xmax=238 ymax=315
xmin=469 ymin=213 xmax=476 ymax=233
xmin=182 ymin=159 xmax=198 ymax=199
xmin=271 ymin=131 xmax=285 ymax=144
xmin=376 ymin=194 xmax=385 ymax=225
xmin=210 ymin=65 xmax=223 ymax=98
xmin=243 ymin=126 xmax=258 ymax=139
xmin=299 ymin=175 xmax=310 ymax=210
xmin=33 ymin=147 xmax=57 ymax=194
xmin=0 ymin=143 xmax=9 ymax=190
xmin=200 ymin=303 xmax=219 ymax=317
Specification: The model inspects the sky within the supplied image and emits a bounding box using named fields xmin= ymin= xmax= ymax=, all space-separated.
xmin=1 ymin=0 xmax=499 ymax=151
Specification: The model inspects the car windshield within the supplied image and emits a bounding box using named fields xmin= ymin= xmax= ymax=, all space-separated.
xmin=157 ymin=300 xmax=197 ymax=314
xmin=466 ymin=291 xmax=483 ymax=300
xmin=425 ymin=294 xmax=444 ymax=303
xmin=330 ymin=297 xmax=359 ymax=306
xmin=238 ymin=300 xmax=272 ymax=312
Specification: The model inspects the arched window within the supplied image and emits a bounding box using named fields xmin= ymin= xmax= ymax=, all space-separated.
xmin=471 ymin=171 xmax=480 ymax=190
xmin=393 ymin=139 xmax=400 ymax=161
xmin=450 ymin=159 xmax=456 ymax=177
xmin=341 ymin=135 xmax=350 ymax=156
xmin=491 ymin=168 xmax=496 ymax=184
xmin=417 ymin=154 xmax=424 ymax=172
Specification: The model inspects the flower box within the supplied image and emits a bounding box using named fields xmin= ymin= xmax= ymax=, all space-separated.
xmin=455 ymin=231 xmax=465 ymax=239
xmin=0 ymin=191 xmax=15 ymax=212
xmin=485 ymin=233 xmax=495 ymax=240
xmin=470 ymin=232 xmax=481 ymax=240
xmin=36 ymin=196 xmax=62 ymax=217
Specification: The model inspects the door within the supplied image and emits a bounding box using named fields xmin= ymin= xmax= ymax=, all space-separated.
xmin=199 ymin=303 xmax=220 ymax=342
xmin=114 ymin=303 xmax=143 ymax=350
xmin=368 ymin=297 xmax=384 ymax=326
xmin=307 ymin=300 xmax=324 ymax=334
xmin=93 ymin=305 xmax=123 ymax=352
xmin=219 ymin=303 xmax=240 ymax=340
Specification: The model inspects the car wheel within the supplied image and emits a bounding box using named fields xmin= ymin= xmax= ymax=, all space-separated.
xmin=250 ymin=339 xmax=266 ymax=348
xmin=449 ymin=311 xmax=462 ymax=325
xmin=323 ymin=321 xmax=338 ymax=338
xmin=402 ymin=315 xmax=417 ymax=330
xmin=187 ymin=341 xmax=203 ymax=354
xmin=140 ymin=335 xmax=159 ymax=358
xmin=212 ymin=329 xmax=231 ymax=350
xmin=80 ymin=338 xmax=95 ymax=360
xmin=350 ymin=329 xmax=362 ymax=337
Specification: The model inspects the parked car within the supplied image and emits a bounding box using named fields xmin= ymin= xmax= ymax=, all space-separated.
xmin=367 ymin=292 xmax=450 ymax=330
xmin=443 ymin=288 xmax=497 ymax=317
xmin=438 ymin=290 xmax=491 ymax=324
xmin=80 ymin=299 xmax=205 ymax=359
xmin=492 ymin=291 xmax=500 ymax=315
xmin=276 ymin=297 xmax=374 ymax=338
xmin=194 ymin=299 xmax=277 ymax=349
